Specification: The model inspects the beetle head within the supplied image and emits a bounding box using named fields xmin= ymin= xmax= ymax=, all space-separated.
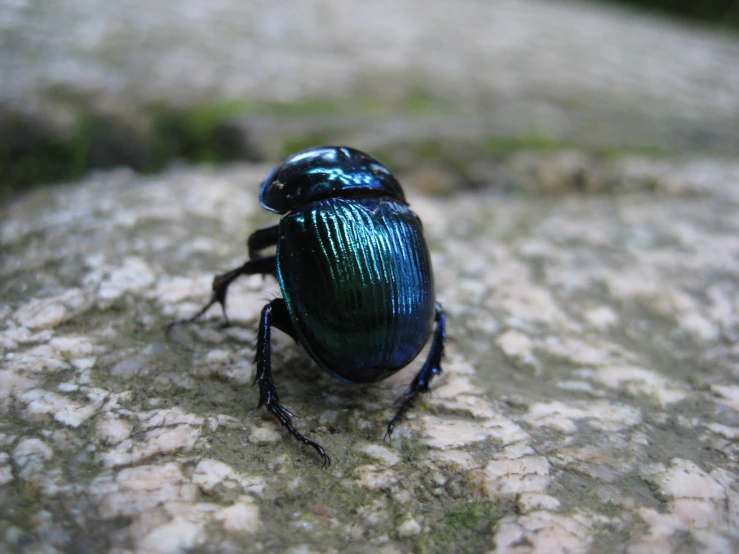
xmin=259 ymin=146 xmax=407 ymax=214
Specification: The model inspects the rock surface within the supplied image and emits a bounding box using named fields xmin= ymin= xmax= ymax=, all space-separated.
xmin=3 ymin=0 xmax=739 ymax=552
xmin=2 ymin=153 xmax=738 ymax=552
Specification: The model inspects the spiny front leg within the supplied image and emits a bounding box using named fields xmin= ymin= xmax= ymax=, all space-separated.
xmin=254 ymin=299 xmax=331 ymax=467
xmin=386 ymin=303 xmax=446 ymax=439
xmin=167 ymin=256 xmax=276 ymax=332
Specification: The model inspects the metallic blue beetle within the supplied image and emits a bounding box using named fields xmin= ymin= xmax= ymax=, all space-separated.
xmin=174 ymin=146 xmax=445 ymax=465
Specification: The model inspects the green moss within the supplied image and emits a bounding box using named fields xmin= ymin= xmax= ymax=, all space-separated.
xmin=0 ymin=115 xmax=86 ymax=196
xmin=264 ymin=91 xmax=453 ymax=118
xmin=263 ymin=98 xmax=349 ymax=117
xmin=597 ymin=0 xmax=739 ymax=34
xmin=401 ymin=88 xmax=452 ymax=115
xmin=482 ymin=134 xmax=671 ymax=159
xmin=1 ymin=90 xmax=679 ymax=202
xmin=397 ymin=437 xmax=431 ymax=465
xmin=421 ymin=501 xmax=513 ymax=553
xmin=482 ymin=135 xmax=566 ymax=156
xmin=0 ymin=99 xmax=259 ymax=199
xmin=148 ymin=100 xmax=254 ymax=165
xmin=599 ymin=500 xmax=624 ymax=517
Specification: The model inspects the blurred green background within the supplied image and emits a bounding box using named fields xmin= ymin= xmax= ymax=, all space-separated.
xmin=615 ymin=0 xmax=738 ymax=29
xmin=1 ymin=0 xmax=738 ymax=201
xmin=611 ymin=0 xmax=739 ymax=28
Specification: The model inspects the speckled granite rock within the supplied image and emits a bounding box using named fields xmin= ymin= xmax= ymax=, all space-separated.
xmin=2 ymin=154 xmax=738 ymax=552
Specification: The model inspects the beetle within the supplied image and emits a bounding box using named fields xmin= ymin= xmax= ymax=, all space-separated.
xmin=171 ymin=146 xmax=445 ymax=466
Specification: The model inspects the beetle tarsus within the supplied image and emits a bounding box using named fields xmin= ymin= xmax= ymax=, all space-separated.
xmin=254 ymin=299 xmax=331 ymax=466
xmin=385 ymin=303 xmax=446 ymax=440
xmin=265 ymin=401 xmax=331 ymax=467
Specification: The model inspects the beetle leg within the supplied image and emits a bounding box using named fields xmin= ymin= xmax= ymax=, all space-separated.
xmin=385 ymin=303 xmax=446 ymax=440
xmin=248 ymin=225 xmax=279 ymax=260
xmin=254 ymin=299 xmax=331 ymax=467
xmin=167 ymin=256 xmax=277 ymax=331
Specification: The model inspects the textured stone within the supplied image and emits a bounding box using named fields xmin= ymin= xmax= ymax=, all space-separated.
xmin=2 ymin=155 xmax=739 ymax=552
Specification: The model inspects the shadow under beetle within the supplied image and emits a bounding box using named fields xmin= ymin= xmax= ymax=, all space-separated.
xmin=170 ymin=146 xmax=446 ymax=466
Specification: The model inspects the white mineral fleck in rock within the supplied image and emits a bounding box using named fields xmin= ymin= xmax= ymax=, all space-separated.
xmin=13 ymin=301 xmax=68 ymax=330
xmin=554 ymin=443 xmax=635 ymax=483
xmin=96 ymin=439 xmax=134 ymax=468
xmin=198 ymin=348 xmax=254 ymax=384
xmin=428 ymin=449 xmax=478 ymax=470
xmin=72 ymin=357 xmax=96 ymax=370
xmin=628 ymin=458 xmax=735 ymax=553
xmin=541 ymin=335 xmax=620 ymax=367
xmin=523 ymin=400 xmax=641 ymax=433
xmin=57 ymin=382 xmax=79 ymax=393
xmin=583 ymin=305 xmax=619 ymax=329
xmin=96 ymin=414 xmax=133 ymax=445
xmin=93 ymin=462 xmax=197 ymax=520
xmin=592 ymin=365 xmax=688 ymax=406
xmin=151 ymin=275 xmax=210 ymax=305
xmin=12 ymin=289 xmax=90 ymax=329
xmin=98 ymin=257 xmax=156 ymax=306
xmin=677 ymin=311 xmax=719 ymax=343
xmin=139 ymin=407 xmax=204 ymax=428
xmin=13 ymin=438 xmax=53 ymax=481
xmin=430 ymin=390 xmax=500 ymax=420
xmin=354 ymin=464 xmax=399 ymax=490
xmin=136 ymin=515 xmax=205 ymax=554
xmin=138 ymin=424 xmax=200 ymax=459
xmin=0 ymin=453 xmax=13 ymax=485
xmin=711 ymin=384 xmax=739 ymax=411
xmin=0 ymin=370 xmax=39 ymax=406
xmin=0 ymin=466 xmax=11 ymax=486
xmin=249 ymin=425 xmax=282 ymax=444
xmin=501 ymin=441 xmax=536 ymax=460
xmin=191 ymin=458 xmax=265 ymax=497
xmin=99 ymin=423 xmax=202 ymax=468
xmin=496 ymin=329 xmax=539 ymax=373
xmin=396 ymin=517 xmax=421 ymax=538
xmin=18 ymin=389 xmax=101 ymax=427
xmin=49 ymin=336 xmax=95 ymax=358
xmin=635 ymin=508 xmax=705 ymax=554
xmin=1 ymin=325 xmax=54 ymax=345
xmin=357 ymin=443 xmax=401 ymax=467
xmin=420 ymin=412 xmax=529 ymax=450
xmin=494 ymin=511 xmax=595 ymax=554
xmin=705 ymin=422 xmax=739 ymax=440
xmin=214 ymin=496 xmax=260 ymax=533
xmin=431 ymin=372 xmax=481 ymax=398
xmin=0 ymin=335 xmax=16 ymax=351
xmin=12 ymin=344 xmax=68 ymax=373
xmin=471 ymin=456 xmax=551 ymax=499
xmin=497 ymin=282 xmax=579 ymax=331
xmin=518 ymin=493 xmax=561 ymax=512
xmin=218 ymin=286 xmax=273 ymax=324
xmin=205 ymin=349 xmax=230 ymax=363
xmin=193 ymin=458 xmax=235 ymax=492
xmin=215 ymin=414 xmax=242 ymax=428
xmin=556 ymin=380 xmax=596 ymax=394
xmin=657 ymin=459 xmax=725 ymax=500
